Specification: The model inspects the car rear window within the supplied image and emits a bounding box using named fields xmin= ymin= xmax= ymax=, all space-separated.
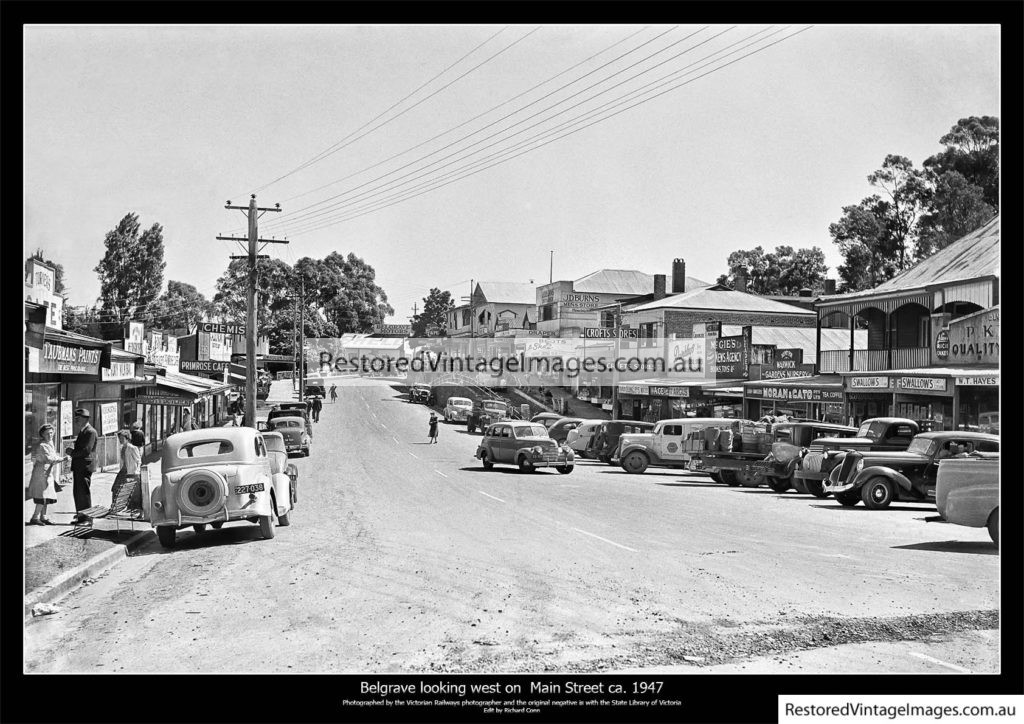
xmin=515 ymin=425 xmax=549 ymax=437
xmin=178 ymin=440 xmax=234 ymax=458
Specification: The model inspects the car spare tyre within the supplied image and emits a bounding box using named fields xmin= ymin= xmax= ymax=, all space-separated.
xmin=176 ymin=469 xmax=229 ymax=518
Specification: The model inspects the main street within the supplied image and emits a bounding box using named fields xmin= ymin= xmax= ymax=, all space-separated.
xmin=24 ymin=377 xmax=999 ymax=674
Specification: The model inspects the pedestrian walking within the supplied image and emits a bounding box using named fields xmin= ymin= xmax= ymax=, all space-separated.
xmin=27 ymin=424 xmax=69 ymax=525
xmin=329 ymin=384 xmax=338 ymax=403
xmin=428 ymin=412 xmax=439 ymax=444
xmin=178 ymin=409 xmax=197 ymax=433
xmin=129 ymin=420 xmax=147 ymax=448
xmin=67 ymin=408 xmax=98 ymax=526
xmin=111 ymin=429 xmax=143 ymax=513
xmin=311 ymin=395 xmax=323 ymax=422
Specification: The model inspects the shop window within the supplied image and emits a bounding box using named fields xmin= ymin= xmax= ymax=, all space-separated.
xmin=640 ymin=322 xmax=657 ymax=348
xmin=540 ymin=304 xmax=555 ymax=322
xmin=600 ymin=311 xmax=615 ymax=328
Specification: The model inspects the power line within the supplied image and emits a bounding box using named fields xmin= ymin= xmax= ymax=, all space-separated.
xmin=281 ymin=27 xmax=812 ymax=236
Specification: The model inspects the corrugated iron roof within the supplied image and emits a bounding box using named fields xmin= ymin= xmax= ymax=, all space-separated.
xmin=475 ymin=281 xmax=537 ymax=305
xmin=572 ymin=269 xmax=710 ymax=295
xmin=818 ymin=215 xmax=999 ymax=304
xmin=626 ymin=287 xmax=815 ymax=315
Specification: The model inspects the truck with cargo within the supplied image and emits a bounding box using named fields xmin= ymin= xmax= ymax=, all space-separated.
xmin=616 ymin=418 xmax=750 ymax=476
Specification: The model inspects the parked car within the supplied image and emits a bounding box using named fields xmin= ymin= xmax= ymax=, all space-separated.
xmin=267 ymin=406 xmax=313 ymax=439
xmin=935 ymin=454 xmax=1000 ymax=546
xmin=759 ymin=422 xmax=859 ymax=493
xmin=276 ymin=401 xmax=309 ymax=414
xmin=592 ymin=420 xmax=655 ymax=463
xmin=475 ymin=421 xmax=574 ymax=473
xmin=823 ymin=431 xmax=999 ymax=509
xmin=530 ymin=412 xmax=564 ymax=428
xmin=617 ymin=418 xmax=750 ymax=474
xmin=467 ymin=399 xmax=510 ymax=433
xmin=546 ymin=417 xmax=584 ymax=444
xmin=796 ymin=417 xmax=919 ymax=497
xmin=305 ymin=381 xmax=326 ymax=399
xmin=261 ymin=431 xmax=299 ymax=506
xmin=149 ymin=427 xmax=293 ymax=548
xmin=264 ymin=416 xmax=311 ymax=456
xmin=977 ymin=411 xmax=999 ymax=435
xmin=565 ymin=420 xmax=605 ymax=457
xmin=444 ymin=396 xmax=473 ymax=422
xmin=409 ymin=384 xmax=432 ymax=404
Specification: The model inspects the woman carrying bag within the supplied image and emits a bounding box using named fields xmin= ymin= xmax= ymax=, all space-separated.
xmin=110 ymin=429 xmax=143 ymax=514
xmin=27 ymin=424 xmax=69 ymax=525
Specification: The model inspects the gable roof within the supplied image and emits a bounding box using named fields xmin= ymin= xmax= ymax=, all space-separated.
xmin=573 ymin=268 xmax=710 ymax=295
xmin=475 ymin=281 xmax=536 ymax=305
xmin=624 ymin=286 xmax=815 ymax=315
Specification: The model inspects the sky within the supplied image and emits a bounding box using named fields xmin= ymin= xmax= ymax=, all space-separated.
xmin=23 ymin=23 xmax=1000 ymax=325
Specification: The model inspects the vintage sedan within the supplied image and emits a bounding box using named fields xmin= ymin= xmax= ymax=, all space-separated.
xmin=530 ymin=412 xmax=564 ymax=428
xmin=823 ymin=431 xmax=999 ymax=509
xmin=476 ymin=422 xmax=574 ymax=473
xmin=592 ymin=420 xmax=655 ymax=463
xmin=565 ymin=420 xmax=605 ymax=458
xmin=444 ymin=396 xmax=473 ymax=422
xmin=264 ymin=416 xmax=311 ymax=456
xmin=262 ymin=431 xmax=299 ymax=507
xmin=467 ymin=399 xmax=510 ymax=433
xmin=761 ymin=422 xmax=859 ymax=493
xmin=267 ymin=406 xmax=313 ymax=439
xmin=150 ymin=427 xmax=293 ymax=548
xmin=935 ymin=455 xmax=1000 ymax=546
xmin=409 ymin=384 xmax=432 ymax=404
xmin=545 ymin=417 xmax=584 ymax=444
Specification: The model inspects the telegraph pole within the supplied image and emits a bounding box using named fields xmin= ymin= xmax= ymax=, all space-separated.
xmin=611 ymin=301 xmax=622 ymax=419
xmin=218 ymin=195 xmax=284 ymax=428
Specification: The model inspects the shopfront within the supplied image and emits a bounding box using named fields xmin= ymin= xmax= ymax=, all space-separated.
xmin=893 ymin=375 xmax=953 ymax=431
xmin=954 ymin=371 xmax=999 ymax=432
xmin=845 ymin=375 xmax=894 ymax=426
xmin=743 ymin=376 xmax=845 ymax=422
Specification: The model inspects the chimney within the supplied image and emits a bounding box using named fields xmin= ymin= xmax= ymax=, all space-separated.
xmin=823 ymin=279 xmax=836 ymax=295
xmin=799 ymin=287 xmax=813 ymax=297
xmin=653 ymin=274 xmax=667 ymax=300
xmin=735 ymin=267 xmax=748 ymax=293
xmin=671 ymin=258 xmax=686 ymax=294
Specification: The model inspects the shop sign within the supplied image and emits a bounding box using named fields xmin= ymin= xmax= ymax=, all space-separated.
xmin=705 ymin=321 xmax=721 ymax=338
xmin=669 ymin=338 xmax=705 ymax=377
xmin=151 ymin=350 xmax=180 ymax=369
xmin=896 ymin=377 xmax=947 ymax=392
xmin=937 ymin=308 xmax=999 ymax=364
xmin=935 ymin=330 xmax=949 ymax=360
xmin=849 ymin=376 xmax=890 ymax=390
xmin=714 ymin=333 xmax=750 ymax=379
xmin=760 ymin=363 xmax=815 ymax=380
xmin=583 ymin=327 xmax=639 ymax=339
xmin=561 ymin=293 xmax=601 ymax=310
xmin=374 ymin=324 xmax=411 ymax=335
xmin=101 ymin=360 xmax=137 ymax=381
xmin=181 ymin=360 xmax=229 ymax=373
xmin=36 ymin=340 xmax=102 ymax=375
xmin=650 ymin=385 xmax=689 ymax=398
xmin=775 ymin=347 xmax=803 ymax=364
xmin=618 ymin=384 xmax=649 ymax=395
xmin=135 ymin=390 xmax=191 ymax=406
xmin=198 ymin=331 xmax=232 ymax=362
xmin=100 ymin=402 xmax=119 ymax=435
xmin=754 ymin=385 xmax=843 ymax=402
xmin=955 ymin=374 xmax=998 ymax=386
xmin=199 ymin=321 xmax=246 ymax=335
xmin=60 ymin=400 xmax=73 ymax=436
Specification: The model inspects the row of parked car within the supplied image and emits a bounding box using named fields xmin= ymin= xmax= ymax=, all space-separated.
xmin=470 ymin=409 xmax=1001 ymax=547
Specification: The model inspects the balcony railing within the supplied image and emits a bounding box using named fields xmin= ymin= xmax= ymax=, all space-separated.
xmin=819 ymin=347 xmax=930 ymax=373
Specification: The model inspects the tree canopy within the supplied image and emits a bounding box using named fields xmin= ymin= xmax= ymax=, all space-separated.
xmin=152 ymin=280 xmax=214 ymax=334
xmin=94 ymin=213 xmax=166 ymax=338
xmin=716 ymin=245 xmax=828 ymax=296
xmin=411 ymin=288 xmax=454 ymax=337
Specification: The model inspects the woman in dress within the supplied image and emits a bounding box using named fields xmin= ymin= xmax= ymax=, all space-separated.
xmin=28 ymin=424 xmax=69 ymax=525
xmin=111 ymin=429 xmax=143 ymax=513
xmin=428 ymin=412 xmax=439 ymax=444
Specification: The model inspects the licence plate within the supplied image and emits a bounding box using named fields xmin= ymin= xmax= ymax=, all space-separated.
xmin=234 ymin=483 xmax=265 ymax=494
xmin=744 ymin=462 xmax=771 ymax=473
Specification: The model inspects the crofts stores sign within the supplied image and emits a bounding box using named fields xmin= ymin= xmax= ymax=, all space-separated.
xmin=39 ymin=341 xmax=101 ymax=375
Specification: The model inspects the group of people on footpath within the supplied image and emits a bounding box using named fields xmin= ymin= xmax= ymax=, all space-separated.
xmin=27 ymin=407 xmax=150 ymax=527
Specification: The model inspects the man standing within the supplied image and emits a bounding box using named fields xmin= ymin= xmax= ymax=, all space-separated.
xmin=67 ymin=408 xmax=98 ymax=526
xmin=311 ymin=395 xmax=323 ymax=423
xmin=329 ymin=384 xmax=338 ymax=403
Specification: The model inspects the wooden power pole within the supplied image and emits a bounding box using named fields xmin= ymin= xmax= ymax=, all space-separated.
xmin=218 ymin=195 xmax=284 ymax=428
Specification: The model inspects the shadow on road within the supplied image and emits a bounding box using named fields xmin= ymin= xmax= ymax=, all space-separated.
xmin=892 ymin=540 xmax=997 ymax=555
xmin=809 ymin=504 xmax=938 ymax=513
xmin=132 ymin=524 xmax=266 ymax=555
xmin=655 ymin=481 xmax=723 ymax=488
xmin=457 ymin=466 xmax=559 ymax=475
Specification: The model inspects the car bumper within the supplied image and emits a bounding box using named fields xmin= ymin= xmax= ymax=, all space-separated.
xmin=823 ymin=481 xmax=855 ymax=494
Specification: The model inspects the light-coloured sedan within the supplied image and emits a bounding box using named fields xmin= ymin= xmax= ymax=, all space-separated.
xmin=565 ymin=420 xmax=606 ymax=458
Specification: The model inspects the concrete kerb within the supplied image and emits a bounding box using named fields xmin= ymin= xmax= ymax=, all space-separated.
xmin=25 ymin=528 xmax=154 ymax=619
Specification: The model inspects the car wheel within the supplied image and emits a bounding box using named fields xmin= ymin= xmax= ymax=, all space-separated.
xmin=709 ymin=471 xmax=724 ymax=484
xmin=192 ymin=524 xmax=207 ymax=534
xmin=210 ymin=521 xmax=224 ymax=529
xmin=987 ymin=508 xmax=998 ymax=547
xmin=736 ymin=469 xmax=762 ymax=488
xmin=303 ymin=447 xmax=310 ymax=457
xmin=278 ymin=511 xmax=291 ymax=527
xmin=599 ymin=455 xmax=612 ymax=464
xmin=258 ymin=514 xmax=276 ymax=539
xmin=805 ymin=480 xmax=829 ymax=498
xmin=467 ymin=423 xmax=475 ymax=433
xmin=480 ymin=451 xmax=493 ymax=470
xmin=835 ymin=490 xmax=861 ymax=507
xmin=861 ymin=478 xmax=893 ymax=509
xmin=157 ymin=526 xmax=176 ymax=548
xmin=556 ymin=465 xmax=573 ymax=474
xmin=767 ymin=476 xmax=791 ymax=493
xmin=621 ymin=451 xmax=649 ymax=474
xmin=720 ymin=470 xmax=741 ymax=487
xmin=518 ymin=456 xmax=536 ymax=473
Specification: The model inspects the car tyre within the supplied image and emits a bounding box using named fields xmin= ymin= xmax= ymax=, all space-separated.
xmin=259 ymin=514 xmax=276 ymax=539
xmin=621 ymin=451 xmax=649 ymax=474
xmin=556 ymin=465 xmax=573 ymax=474
xmin=720 ymin=470 xmax=741 ymax=487
xmin=987 ymin=507 xmax=998 ymax=547
xmin=767 ymin=476 xmax=791 ymax=493
xmin=302 ymin=447 xmax=310 ymax=457
xmin=861 ymin=477 xmax=894 ymax=509
xmin=192 ymin=524 xmax=207 ymax=533
xmin=210 ymin=521 xmax=224 ymax=529
xmin=518 ymin=456 xmax=536 ymax=473
xmin=805 ymin=479 xmax=830 ymax=498
xmin=278 ymin=510 xmax=291 ymax=527
xmin=709 ymin=471 xmax=724 ymax=484
xmin=835 ymin=489 xmax=861 ymax=507
xmin=736 ymin=469 xmax=762 ymax=488
xmin=467 ymin=422 xmax=475 ymax=433
xmin=157 ymin=526 xmax=176 ymax=548
xmin=480 ymin=452 xmax=494 ymax=470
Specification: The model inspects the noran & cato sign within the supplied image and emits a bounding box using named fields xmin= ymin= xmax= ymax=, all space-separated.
xmin=38 ymin=341 xmax=102 ymax=375
xmin=752 ymin=386 xmax=844 ymax=402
